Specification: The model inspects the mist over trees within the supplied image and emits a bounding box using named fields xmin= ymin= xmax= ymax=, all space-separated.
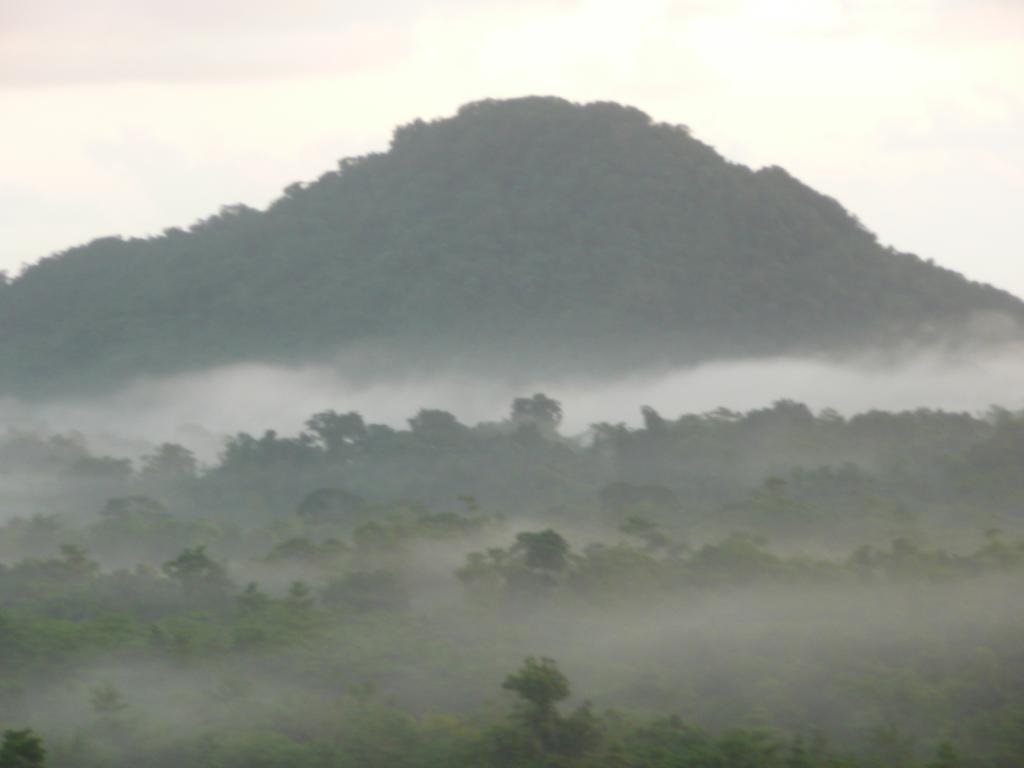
xmin=2 ymin=97 xmax=1022 ymax=395
xmin=7 ymin=397 xmax=1023 ymax=540
xmin=1 ymin=396 xmax=1024 ymax=766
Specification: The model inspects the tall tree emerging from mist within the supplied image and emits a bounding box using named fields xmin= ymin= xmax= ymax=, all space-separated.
xmin=498 ymin=657 xmax=602 ymax=764
xmin=511 ymin=393 xmax=564 ymax=437
xmin=503 ymin=657 xmax=570 ymax=734
xmin=2 ymin=96 xmax=1022 ymax=394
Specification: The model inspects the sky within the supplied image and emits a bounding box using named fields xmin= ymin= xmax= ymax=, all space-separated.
xmin=2 ymin=0 xmax=1022 ymax=295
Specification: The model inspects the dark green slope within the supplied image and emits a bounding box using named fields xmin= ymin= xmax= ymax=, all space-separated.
xmin=2 ymin=96 xmax=1021 ymax=394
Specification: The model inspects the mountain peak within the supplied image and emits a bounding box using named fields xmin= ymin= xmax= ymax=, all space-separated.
xmin=2 ymin=97 xmax=1021 ymax=395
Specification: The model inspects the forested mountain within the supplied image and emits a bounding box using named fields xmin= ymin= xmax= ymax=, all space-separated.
xmin=3 ymin=96 xmax=1022 ymax=394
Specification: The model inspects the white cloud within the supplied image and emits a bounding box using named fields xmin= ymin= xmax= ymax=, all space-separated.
xmin=0 ymin=1 xmax=412 ymax=85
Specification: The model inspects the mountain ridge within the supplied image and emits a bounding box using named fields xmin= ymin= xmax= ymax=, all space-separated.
xmin=2 ymin=96 xmax=1021 ymax=395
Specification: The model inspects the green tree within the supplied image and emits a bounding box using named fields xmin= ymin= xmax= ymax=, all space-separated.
xmin=514 ymin=530 xmax=570 ymax=572
xmin=162 ymin=546 xmax=232 ymax=597
xmin=0 ymin=729 xmax=45 ymax=768
xmin=500 ymin=658 xmax=601 ymax=763
xmin=503 ymin=656 xmax=570 ymax=747
xmin=504 ymin=657 xmax=569 ymax=715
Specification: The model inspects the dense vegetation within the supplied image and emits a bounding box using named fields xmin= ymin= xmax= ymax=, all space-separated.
xmin=7 ymin=395 xmax=1023 ymax=543
xmin=2 ymin=396 xmax=1024 ymax=766
xmin=3 ymin=96 xmax=1022 ymax=394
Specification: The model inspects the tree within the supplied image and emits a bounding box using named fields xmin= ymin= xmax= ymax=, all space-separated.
xmin=162 ymin=546 xmax=232 ymax=596
xmin=500 ymin=658 xmax=602 ymax=762
xmin=514 ymin=529 xmax=570 ymax=572
xmin=640 ymin=405 xmax=668 ymax=432
xmin=140 ymin=443 xmax=198 ymax=483
xmin=408 ymin=409 xmax=465 ymax=443
xmin=503 ymin=657 xmax=570 ymax=738
xmin=511 ymin=393 xmax=563 ymax=434
xmin=304 ymin=410 xmax=367 ymax=456
xmin=0 ymin=729 xmax=45 ymax=768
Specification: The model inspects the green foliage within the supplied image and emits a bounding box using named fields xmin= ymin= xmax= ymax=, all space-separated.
xmin=0 ymin=730 xmax=45 ymax=768
xmin=514 ymin=531 xmax=571 ymax=573
xmin=162 ymin=546 xmax=232 ymax=597
xmin=504 ymin=657 xmax=571 ymax=715
xmin=499 ymin=658 xmax=601 ymax=765
xmin=1 ymin=400 xmax=1024 ymax=767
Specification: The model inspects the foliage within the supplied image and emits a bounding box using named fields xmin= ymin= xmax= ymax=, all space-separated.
xmin=1 ymin=399 xmax=1024 ymax=766
xmin=0 ymin=730 xmax=45 ymax=768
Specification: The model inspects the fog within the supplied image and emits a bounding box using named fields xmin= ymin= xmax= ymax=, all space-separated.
xmin=3 ymin=348 xmax=1023 ymax=461
xmin=3 ymin=351 xmax=1024 ymax=766
xmin=8 ymin=515 xmax=1024 ymax=764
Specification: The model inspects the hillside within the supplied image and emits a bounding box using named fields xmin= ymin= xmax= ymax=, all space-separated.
xmin=2 ymin=96 xmax=1021 ymax=394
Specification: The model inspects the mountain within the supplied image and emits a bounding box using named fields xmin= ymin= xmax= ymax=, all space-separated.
xmin=2 ymin=96 xmax=1021 ymax=395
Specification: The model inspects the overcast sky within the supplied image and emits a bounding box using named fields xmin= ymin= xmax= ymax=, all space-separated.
xmin=2 ymin=0 xmax=1022 ymax=295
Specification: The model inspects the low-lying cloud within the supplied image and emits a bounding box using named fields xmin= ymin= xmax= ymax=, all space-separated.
xmin=2 ymin=349 xmax=1023 ymax=461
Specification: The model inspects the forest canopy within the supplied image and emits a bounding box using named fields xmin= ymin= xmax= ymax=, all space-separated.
xmin=1 ymin=397 xmax=1024 ymax=766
